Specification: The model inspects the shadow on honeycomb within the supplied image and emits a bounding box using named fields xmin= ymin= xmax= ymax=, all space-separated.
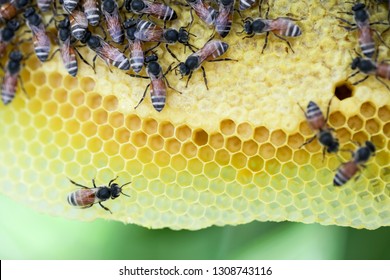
xmin=0 ymin=0 xmax=389 ymax=230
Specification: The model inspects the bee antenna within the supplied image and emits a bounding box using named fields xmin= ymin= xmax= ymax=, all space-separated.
xmin=119 ymin=181 xmax=132 ymax=197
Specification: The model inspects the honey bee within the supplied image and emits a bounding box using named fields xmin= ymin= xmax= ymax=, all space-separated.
xmin=132 ymin=54 xmax=181 ymax=112
xmin=101 ymin=0 xmax=124 ymax=44
xmin=123 ymin=18 xmax=144 ymax=73
xmin=62 ymin=0 xmax=79 ymax=12
xmin=239 ymin=0 xmax=256 ymax=11
xmin=69 ymin=9 xmax=89 ymax=41
xmin=80 ymin=30 xmax=130 ymax=71
xmin=134 ymin=19 xmax=193 ymax=60
xmin=67 ymin=177 xmax=131 ymax=213
xmin=298 ymin=99 xmax=339 ymax=157
xmin=1 ymin=50 xmax=26 ymax=105
xmin=81 ymin=0 xmax=100 ymax=26
xmin=37 ymin=0 xmax=52 ymax=12
xmin=349 ymin=56 xmax=390 ymax=91
xmin=186 ymin=0 xmax=217 ymax=26
xmin=215 ymin=0 xmax=234 ymax=38
xmin=0 ymin=0 xmax=29 ymax=22
xmin=333 ymin=141 xmax=376 ymax=186
xmin=337 ymin=3 xmax=386 ymax=58
xmin=23 ymin=7 xmax=51 ymax=62
xmin=125 ymin=0 xmax=177 ymax=21
xmin=0 ymin=18 xmax=20 ymax=58
xmin=176 ymin=39 xmax=231 ymax=89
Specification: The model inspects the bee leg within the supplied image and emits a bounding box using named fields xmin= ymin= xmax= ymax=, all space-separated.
xmin=144 ymin=43 xmax=161 ymax=56
xmin=92 ymin=178 xmax=97 ymax=188
xmin=324 ymin=95 xmax=334 ymax=123
xmin=374 ymin=75 xmax=390 ymax=92
xmin=74 ymin=48 xmax=94 ymax=72
xmin=185 ymin=71 xmax=193 ymax=88
xmin=297 ymin=102 xmax=307 ymax=117
xmin=134 ymin=83 xmax=150 ymax=109
xmin=299 ymin=135 xmax=317 ymax=149
xmin=261 ymin=32 xmax=270 ymax=54
xmin=166 ymin=44 xmax=180 ymax=62
xmin=164 ymin=76 xmax=182 ymax=95
xmin=18 ymin=76 xmax=29 ymax=99
xmin=99 ymin=202 xmax=113 ymax=214
xmin=92 ymin=55 xmax=98 ymax=74
xmin=68 ymin=178 xmax=90 ymax=189
xmin=351 ymin=75 xmax=370 ymax=86
xmin=108 ymin=176 xmax=119 ymax=187
xmin=46 ymin=48 xmax=60 ymax=62
xmin=273 ymin=33 xmax=295 ymax=53
xmin=129 ymin=73 xmax=149 ymax=79
xmin=201 ymin=66 xmax=209 ymax=90
xmin=209 ymin=58 xmax=238 ymax=62
xmin=372 ymin=29 xmax=390 ymax=49
xmin=242 ymin=33 xmax=255 ymax=40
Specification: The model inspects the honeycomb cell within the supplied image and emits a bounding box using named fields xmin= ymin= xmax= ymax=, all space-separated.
xmin=171 ymin=155 xmax=187 ymax=171
xmin=177 ymin=171 xmax=192 ymax=187
xmin=86 ymin=93 xmax=102 ymax=110
xmin=347 ymin=115 xmax=364 ymax=131
xmin=215 ymin=149 xmax=230 ymax=166
xmin=248 ymin=155 xmax=264 ymax=172
xmin=132 ymin=131 xmax=148 ymax=148
xmin=259 ymin=143 xmax=276 ymax=159
xmin=87 ymin=138 xmax=102 ymax=153
xmin=231 ymin=153 xmax=247 ymax=169
xmin=142 ymin=118 xmax=158 ymax=135
xmin=236 ymin=169 xmax=253 ymax=185
xmin=48 ymin=72 xmax=63 ymax=89
xmin=92 ymin=109 xmax=108 ymax=125
xmin=103 ymin=140 xmax=119 ymax=156
xmin=276 ymin=146 xmax=293 ymax=162
xmin=384 ymin=123 xmax=390 ymax=138
xmin=220 ymin=119 xmax=236 ymax=135
xmin=165 ymin=138 xmax=181 ymax=154
xmin=254 ymin=126 xmax=269 ymax=143
xmin=329 ymin=111 xmax=346 ymax=128
xmin=209 ymin=133 xmax=224 ymax=149
xmin=125 ymin=114 xmax=141 ymax=131
xmin=204 ymin=162 xmax=220 ymax=179
xmin=187 ymin=158 xmax=203 ymax=175
xmin=37 ymin=86 xmax=52 ymax=101
xmin=63 ymin=75 xmax=79 ymax=90
xmin=155 ymin=150 xmax=171 ymax=167
xmin=144 ymin=163 xmax=159 ymax=180
xmin=148 ymin=135 xmax=164 ymax=151
xmin=226 ymin=136 xmax=242 ymax=153
xmin=75 ymin=106 xmax=91 ymax=122
xmin=242 ymin=140 xmax=258 ymax=156
xmin=159 ymin=121 xmax=174 ymax=138
xmin=176 ymin=125 xmax=192 ymax=142
xmin=64 ymin=119 xmax=80 ymax=134
xmin=53 ymin=89 xmax=68 ymax=103
xmin=365 ymin=118 xmax=381 ymax=134
xmin=102 ymin=95 xmax=118 ymax=112
xmin=237 ymin=122 xmax=253 ymax=139
xmin=81 ymin=121 xmax=97 ymax=137
xmin=80 ymin=77 xmax=96 ymax=92
xmin=378 ymin=106 xmax=390 ymax=122
xmin=182 ymin=142 xmax=198 ymax=159
xmin=198 ymin=146 xmax=214 ymax=162
xmin=43 ymin=101 xmax=58 ymax=117
xmin=70 ymin=134 xmax=86 ymax=150
xmin=360 ymin=102 xmax=376 ymax=118
xmin=352 ymin=131 xmax=369 ymax=144
xmin=270 ymin=130 xmax=287 ymax=146
xmin=193 ymin=129 xmax=208 ymax=146
xmin=32 ymin=71 xmax=46 ymax=86
xmin=138 ymin=147 xmax=153 ymax=164
xmin=293 ymin=149 xmax=310 ymax=165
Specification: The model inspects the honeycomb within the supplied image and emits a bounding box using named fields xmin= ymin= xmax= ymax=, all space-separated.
xmin=0 ymin=0 xmax=389 ymax=230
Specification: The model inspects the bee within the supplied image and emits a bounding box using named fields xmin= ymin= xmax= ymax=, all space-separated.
xmin=67 ymin=177 xmax=131 ymax=214
xmin=134 ymin=19 xmax=193 ymax=61
xmin=336 ymin=3 xmax=386 ymax=58
xmin=298 ymin=99 xmax=339 ymax=157
xmin=69 ymin=9 xmax=89 ymax=40
xmin=186 ymin=0 xmax=217 ymax=26
xmin=123 ymin=18 xmax=144 ymax=73
xmin=81 ymin=0 xmax=100 ymax=26
xmin=349 ymin=56 xmax=390 ymax=91
xmin=80 ymin=30 xmax=130 ymax=71
xmin=62 ymin=0 xmax=79 ymax=12
xmin=242 ymin=15 xmax=302 ymax=53
xmin=215 ymin=0 xmax=234 ymax=38
xmin=239 ymin=0 xmax=256 ymax=11
xmin=1 ymin=50 xmax=26 ymax=105
xmin=132 ymin=54 xmax=181 ymax=112
xmin=23 ymin=7 xmax=51 ymax=62
xmin=125 ymin=0 xmax=177 ymax=21
xmin=0 ymin=18 xmax=20 ymax=58
xmin=333 ymin=141 xmax=376 ymax=186
xmin=176 ymin=39 xmax=232 ymax=90
xmin=0 ymin=0 xmax=29 ymax=22
xmin=101 ymin=0 xmax=124 ymax=44
xmin=37 ymin=0 xmax=52 ymax=12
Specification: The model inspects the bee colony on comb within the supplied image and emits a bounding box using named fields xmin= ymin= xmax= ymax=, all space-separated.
xmin=0 ymin=0 xmax=389 ymax=230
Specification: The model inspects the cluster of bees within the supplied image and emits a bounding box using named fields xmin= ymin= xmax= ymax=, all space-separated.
xmin=0 ymin=0 xmax=385 ymax=212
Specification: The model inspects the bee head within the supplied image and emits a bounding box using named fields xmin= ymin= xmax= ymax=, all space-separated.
xmin=109 ymin=179 xmax=131 ymax=199
xmin=6 ymin=19 xmax=20 ymax=31
xmin=80 ymin=30 xmax=92 ymax=44
xmin=243 ymin=19 xmax=253 ymax=34
xmin=123 ymin=19 xmax=137 ymax=29
xmin=23 ymin=7 xmax=35 ymax=19
xmin=178 ymin=28 xmax=189 ymax=44
xmin=365 ymin=141 xmax=376 ymax=153
xmin=319 ymin=131 xmax=339 ymax=153
xmin=165 ymin=29 xmax=179 ymax=44
xmin=103 ymin=0 xmax=115 ymax=13
xmin=351 ymin=57 xmax=362 ymax=70
xmin=2 ymin=28 xmax=15 ymax=41
xmin=148 ymin=61 xmax=162 ymax=76
xmin=9 ymin=50 xmax=23 ymax=62
xmin=58 ymin=17 xmax=70 ymax=29
xmin=352 ymin=3 xmax=365 ymax=12
xmin=130 ymin=0 xmax=145 ymax=12
xmin=178 ymin=62 xmax=189 ymax=76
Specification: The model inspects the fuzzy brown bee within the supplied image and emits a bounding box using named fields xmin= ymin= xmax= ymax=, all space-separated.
xmin=1 ymin=50 xmax=26 ymax=105
xmin=215 ymin=0 xmax=234 ymax=38
xmin=82 ymin=0 xmax=100 ymax=26
xmin=123 ymin=19 xmax=144 ymax=73
xmin=0 ymin=18 xmax=20 ymax=58
xmin=101 ymin=0 xmax=124 ymax=44
xmin=125 ymin=0 xmax=177 ymax=21
xmin=186 ymin=0 xmax=217 ymax=26
xmin=334 ymin=141 xmax=376 ymax=186
xmin=67 ymin=177 xmax=131 ymax=213
xmin=69 ymin=9 xmax=88 ymax=41
xmin=350 ymin=56 xmax=390 ymax=91
xmin=0 ymin=0 xmax=29 ymax=22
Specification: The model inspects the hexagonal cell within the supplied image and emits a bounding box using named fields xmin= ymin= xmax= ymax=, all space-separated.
xmin=160 ymin=167 xmax=176 ymax=183
xmin=48 ymin=72 xmax=63 ymax=89
xmin=148 ymin=134 xmax=164 ymax=151
xmin=254 ymin=126 xmax=269 ymax=143
xmin=259 ymin=143 xmax=276 ymax=159
xmin=87 ymin=138 xmax=102 ymax=153
xmin=198 ymin=146 xmax=214 ymax=162
xmin=193 ymin=129 xmax=208 ymax=146
xmin=43 ymin=101 xmax=58 ymax=116
xmin=48 ymin=117 xmax=63 ymax=132
xmin=32 ymin=71 xmax=46 ymax=87
xmin=299 ymin=121 xmax=313 ymax=136
xmin=108 ymin=112 xmax=124 ymax=128
xmin=125 ymin=114 xmax=141 ymax=131
xmin=63 ymin=75 xmax=79 ymax=90
xmin=86 ymin=93 xmax=102 ymax=109
xmin=298 ymin=165 xmax=316 ymax=182
xmin=154 ymin=150 xmax=171 ymax=167
xmin=236 ymin=169 xmax=253 ymax=185
xmin=92 ymin=108 xmax=108 ymax=125
xmin=209 ymin=133 xmax=224 ymax=149
xmin=365 ymin=118 xmax=381 ymax=134
xmin=132 ymin=131 xmax=148 ymax=147
xmin=347 ymin=115 xmax=363 ymax=131
xmin=287 ymin=133 xmax=304 ymax=149
xmin=59 ymin=103 xmax=74 ymax=119
xmin=64 ymin=119 xmax=80 ymax=134
xmin=142 ymin=118 xmax=158 ymax=135
xmin=276 ymin=146 xmax=293 ymax=162
xmin=176 ymin=125 xmax=192 ymax=142
xmin=371 ymin=134 xmax=385 ymax=150
xmin=220 ymin=119 xmax=236 ymax=135
xmin=75 ymin=106 xmax=91 ymax=122
xmin=270 ymin=130 xmax=287 ymax=147
xmin=70 ymin=134 xmax=86 ymax=150
xmin=171 ymin=154 xmax=187 ymax=171
xmin=187 ymin=158 xmax=203 ymax=175
xmin=293 ymin=149 xmax=310 ymax=165
xmin=247 ymin=155 xmax=264 ymax=172
xmin=103 ymin=140 xmax=119 ymax=156
xmin=53 ymin=88 xmax=68 ymax=103
xmin=360 ymin=101 xmax=376 ymax=118
xmin=351 ymin=131 xmax=369 ymax=144
xmin=237 ymin=122 xmax=253 ymax=140
xmin=265 ymin=159 xmax=281 ymax=175
xmin=215 ymin=149 xmax=230 ymax=166
xmin=378 ymin=105 xmax=390 ymax=122
xmin=231 ymin=152 xmax=247 ymax=169
xmin=120 ymin=143 xmax=136 ymax=159
xmin=159 ymin=121 xmax=174 ymax=138
xmin=242 ymin=140 xmax=258 ymax=156
xmin=220 ymin=166 xmax=236 ymax=182
xmin=383 ymin=123 xmax=390 ymax=138
xmin=177 ymin=171 xmax=193 ymax=187
xmin=81 ymin=121 xmax=97 ymax=137
xmin=102 ymin=95 xmax=118 ymax=111
xmin=204 ymin=162 xmax=220 ymax=179
xmin=80 ymin=77 xmax=96 ymax=92
xmin=98 ymin=124 xmax=114 ymax=141
xmin=165 ymin=138 xmax=181 ymax=154
xmin=329 ymin=111 xmax=346 ymax=128
xmin=137 ymin=147 xmax=153 ymax=164
xmin=334 ymin=82 xmax=353 ymax=100
xmin=226 ymin=136 xmax=242 ymax=153
xmin=336 ymin=127 xmax=351 ymax=144
xmin=182 ymin=142 xmax=197 ymax=159
xmin=143 ymin=163 xmax=159 ymax=180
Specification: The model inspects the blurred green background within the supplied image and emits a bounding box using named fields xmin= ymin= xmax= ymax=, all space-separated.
xmin=1 ymin=194 xmax=390 ymax=259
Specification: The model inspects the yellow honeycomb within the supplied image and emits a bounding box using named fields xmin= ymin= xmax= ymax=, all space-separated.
xmin=0 ymin=0 xmax=389 ymax=230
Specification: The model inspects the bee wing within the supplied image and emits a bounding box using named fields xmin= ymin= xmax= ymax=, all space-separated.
xmin=95 ymin=38 xmax=125 ymax=63
xmin=134 ymin=23 xmax=164 ymax=42
xmin=103 ymin=6 xmax=120 ymax=32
